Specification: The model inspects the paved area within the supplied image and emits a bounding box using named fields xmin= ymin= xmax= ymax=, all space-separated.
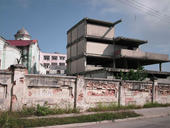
xmin=134 ymin=107 xmax=170 ymax=118
xmin=72 ymin=115 xmax=170 ymax=128
xmin=37 ymin=107 xmax=170 ymax=128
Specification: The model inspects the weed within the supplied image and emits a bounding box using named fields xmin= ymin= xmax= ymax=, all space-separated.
xmin=87 ymin=103 xmax=141 ymax=112
xmin=36 ymin=104 xmax=50 ymax=116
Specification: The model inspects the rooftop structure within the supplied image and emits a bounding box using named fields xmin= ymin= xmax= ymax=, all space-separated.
xmin=67 ymin=18 xmax=170 ymax=76
xmin=14 ymin=27 xmax=31 ymax=40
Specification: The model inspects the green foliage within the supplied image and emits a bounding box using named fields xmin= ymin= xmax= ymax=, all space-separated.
xmin=143 ymin=102 xmax=170 ymax=108
xmin=116 ymin=67 xmax=147 ymax=81
xmin=18 ymin=104 xmax=80 ymax=116
xmin=36 ymin=104 xmax=50 ymax=116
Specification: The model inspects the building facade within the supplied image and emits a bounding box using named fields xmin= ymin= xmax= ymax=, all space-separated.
xmin=40 ymin=52 xmax=67 ymax=75
xmin=0 ymin=28 xmax=45 ymax=74
xmin=67 ymin=18 xmax=170 ymax=77
xmin=0 ymin=36 xmax=21 ymax=69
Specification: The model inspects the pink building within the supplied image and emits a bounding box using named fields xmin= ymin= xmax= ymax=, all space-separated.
xmin=40 ymin=52 xmax=67 ymax=74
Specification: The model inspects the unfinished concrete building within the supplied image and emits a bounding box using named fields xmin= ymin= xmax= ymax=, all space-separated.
xmin=66 ymin=18 xmax=170 ymax=79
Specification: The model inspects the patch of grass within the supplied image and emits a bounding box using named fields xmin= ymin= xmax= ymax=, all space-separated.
xmin=143 ymin=102 xmax=170 ymax=108
xmin=0 ymin=112 xmax=21 ymax=128
xmin=18 ymin=104 xmax=80 ymax=117
xmin=87 ymin=103 xmax=142 ymax=112
xmin=20 ymin=111 xmax=140 ymax=127
xmin=0 ymin=111 xmax=140 ymax=128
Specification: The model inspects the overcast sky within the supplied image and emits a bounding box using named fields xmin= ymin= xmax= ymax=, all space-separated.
xmin=0 ymin=0 xmax=170 ymax=71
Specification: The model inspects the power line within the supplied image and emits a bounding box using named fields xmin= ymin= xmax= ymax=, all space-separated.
xmin=131 ymin=0 xmax=170 ymax=19
xmin=117 ymin=0 xmax=170 ymax=24
xmin=128 ymin=0 xmax=170 ymax=21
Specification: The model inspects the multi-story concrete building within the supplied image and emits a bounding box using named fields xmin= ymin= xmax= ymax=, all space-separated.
xmin=67 ymin=18 xmax=170 ymax=79
xmin=40 ymin=52 xmax=67 ymax=75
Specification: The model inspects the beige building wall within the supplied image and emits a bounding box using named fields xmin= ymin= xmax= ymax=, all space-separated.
xmin=86 ymin=41 xmax=113 ymax=56
xmin=87 ymin=24 xmax=114 ymax=38
xmin=70 ymin=57 xmax=86 ymax=74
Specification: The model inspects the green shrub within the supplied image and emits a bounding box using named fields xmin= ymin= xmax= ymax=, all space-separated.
xmin=116 ymin=66 xmax=147 ymax=81
xmin=36 ymin=104 xmax=51 ymax=116
xmin=35 ymin=104 xmax=80 ymax=116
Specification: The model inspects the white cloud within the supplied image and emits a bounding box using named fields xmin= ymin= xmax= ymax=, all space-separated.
xmin=17 ymin=0 xmax=31 ymax=8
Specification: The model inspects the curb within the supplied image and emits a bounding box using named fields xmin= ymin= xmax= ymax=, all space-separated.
xmin=37 ymin=114 xmax=170 ymax=128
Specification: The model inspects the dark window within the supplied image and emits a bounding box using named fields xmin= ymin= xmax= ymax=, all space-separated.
xmin=44 ymin=63 xmax=50 ymax=68
xmin=44 ymin=56 xmax=50 ymax=60
xmin=59 ymin=63 xmax=65 ymax=66
xmin=46 ymin=71 xmax=49 ymax=74
xmin=52 ymin=56 xmax=58 ymax=60
xmin=57 ymin=70 xmax=61 ymax=74
xmin=51 ymin=63 xmax=58 ymax=66
xmin=59 ymin=56 xmax=65 ymax=60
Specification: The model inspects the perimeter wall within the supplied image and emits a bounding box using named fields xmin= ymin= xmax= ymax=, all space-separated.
xmin=0 ymin=65 xmax=170 ymax=111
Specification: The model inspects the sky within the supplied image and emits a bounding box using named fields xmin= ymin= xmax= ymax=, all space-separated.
xmin=0 ymin=0 xmax=170 ymax=71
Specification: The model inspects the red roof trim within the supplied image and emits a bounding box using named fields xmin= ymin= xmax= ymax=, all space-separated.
xmin=7 ymin=40 xmax=37 ymax=47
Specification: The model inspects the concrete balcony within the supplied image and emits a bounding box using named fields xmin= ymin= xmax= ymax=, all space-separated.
xmin=115 ymin=49 xmax=169 ymax=62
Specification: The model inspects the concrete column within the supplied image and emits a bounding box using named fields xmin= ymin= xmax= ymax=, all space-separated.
xmin=152 ymin=80 xmax=157 ymax=103
xmin=113 ymin=59 xmax=116 ymax=68
xmin=74 ymin=76 xmax=78 ymax=109
xmin=159 ymin=63 xmax=162 ymax=72
xmin=9 ymin=64 xmax=28 ymax=111
xmin=74 ymin=75 xmax=85 ymax=110
xmin=118 ymin=81 xmax=122 ymax=107
xmin=124 ymin=59 xmax=128 ymax=69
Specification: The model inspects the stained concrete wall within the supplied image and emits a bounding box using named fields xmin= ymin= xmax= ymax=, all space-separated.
xmin=23 ymin=75 xmax=76 ymax=109
xmin=0 ymin=70 xmax=12 ymax=111
xmin=0 ymin=66 xmax=170 ymax=111
xmin=121 ymin=82 xmax=152 ymax=106
xmin=76 ymin=77 xmax=119 ymax=110
xmin=155 ymin=83 xmax=170 ymax=104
